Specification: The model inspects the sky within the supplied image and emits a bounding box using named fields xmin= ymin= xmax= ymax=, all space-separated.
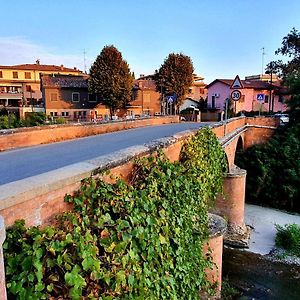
xmin=1 ymin=0 xmax=300 ymax=83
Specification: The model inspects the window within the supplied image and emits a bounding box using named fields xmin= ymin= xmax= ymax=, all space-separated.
xmin=88 ymin=93 xmax=97 ymax=102
xmin=12 ymin=71 xmax=18 ymax=79
xmin=264 ymin=95 xmax=269 ymax=103
xmin=25 ymin=72 xmax=31 ymax=79
xmin=278 ymin=95 xmax=284 ymax=103
xmin=0 ymin=71 xmax=2 ymax=78
xmin=212 ymin=95 xmax=215 ymax=108
xmin=50 ymin=93 xmax=58 ymax=101
xmin=62 ymin=112 xmax=69 ymax=117
xmin=72 ymin=92 xmax=80 ymax=102
xmin=50 ymin=112 xmax=57 ymax=116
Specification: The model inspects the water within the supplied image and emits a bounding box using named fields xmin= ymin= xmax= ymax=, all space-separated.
xmin=222 ymin=247 xmax=300 ymax=300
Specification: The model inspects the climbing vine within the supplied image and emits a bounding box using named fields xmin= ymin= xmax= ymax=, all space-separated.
xmin=3 ymin=128 xmax=227 ymax=299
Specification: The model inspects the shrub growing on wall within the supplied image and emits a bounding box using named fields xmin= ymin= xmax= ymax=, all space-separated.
xmin=4 ymin=128 xmax=227 ymax=299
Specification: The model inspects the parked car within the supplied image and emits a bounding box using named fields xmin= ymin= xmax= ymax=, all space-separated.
xmin=274 ymin=113 xmax=289 ymax=125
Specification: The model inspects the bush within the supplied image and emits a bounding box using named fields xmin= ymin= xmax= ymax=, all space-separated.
xmin=24 ymin=112 xmax=46 ymax=127
xmin=235 ymin=122 xmax=300 ymax=212
xmin=0 ymin=114 xmax=21 ymax=129
xmin=4 ymin=129 xmax=227 ymax=299
xmin=275 ymin=223 xmax=300 ymax=257
xmin=56 ymin=117 xmax=66 ymax=124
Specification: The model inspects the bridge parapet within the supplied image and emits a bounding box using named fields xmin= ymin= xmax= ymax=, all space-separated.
xmin=0 ymin=116 xmax=279 ymax=297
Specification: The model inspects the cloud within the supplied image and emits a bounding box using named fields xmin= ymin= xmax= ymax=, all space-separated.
xmin=0 ymin=36 xmax=91 ymax=72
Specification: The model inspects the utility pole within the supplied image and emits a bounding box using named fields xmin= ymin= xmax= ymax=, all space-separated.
xmin=261 ymin=47 xmax=266 ymax=75
xmin=269 ymin=61 xmax=273 ymax=112
xmin=83 ymin=49 xmax=87 ymax=73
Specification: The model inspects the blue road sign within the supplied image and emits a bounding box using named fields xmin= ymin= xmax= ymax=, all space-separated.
xmin=167 ymin=96 xmax=174 ymax=104
xmin=257 ymin=94 xmax=265 ymax=102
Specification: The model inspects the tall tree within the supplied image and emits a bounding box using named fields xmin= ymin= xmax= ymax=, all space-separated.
xmin=266 ymin=28 xmax=300 ymax=80
xmin=89 ymin=45 xmax=133 ymax=117
xmin=154 ymin=53 xmax=194 ymax=111
xmin=266 ymin=28 xmax=300 ymax=122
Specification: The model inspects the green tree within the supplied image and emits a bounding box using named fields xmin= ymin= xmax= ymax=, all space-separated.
xmin=266 ymin=28 xmax=300 ymax=79
xmin=266 ymin=28 xmax=300 ymax=122
xmin=155 ymin=53 xmax=194 ymax=111
xmin=89 ymin=45 xmax=133 ymax=118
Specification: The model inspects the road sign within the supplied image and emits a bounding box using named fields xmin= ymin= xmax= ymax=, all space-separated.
xmin=231 ymin=90 xmax=242 ymax=101
xmin=167 ymin=96 xmax=174 ymax=104
xmin=257 ymin=94 xmax=265 ymax=102
xmin=230 ymin=75 xmax=244 ymax=89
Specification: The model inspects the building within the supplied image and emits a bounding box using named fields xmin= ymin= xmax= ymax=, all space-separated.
xmin=41 ymin=74 xmax=110 ymax=121
xmin=0 ymin=60 xmax=83 ymax=117
xmin=185 ymin=74 xmax=207 ymax=101
xmin=129 ymin=76 xmax=161 ymax=116
xmin=131 ymin=73 xmax=207 ymax=116
xmin=206 ymin=75 xmax=288 ymax=116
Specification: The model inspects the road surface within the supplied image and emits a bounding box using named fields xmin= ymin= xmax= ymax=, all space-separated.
xmin=0 ymin=122 xmax=210 ymax=186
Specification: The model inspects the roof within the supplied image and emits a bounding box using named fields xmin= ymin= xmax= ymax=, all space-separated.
xmin=0 ymin=63 xmax=82 ymax=73
xmin=41 ymin=75 xmax=88 ymax=88
xmin=205 ymin=78 xmax=283 ymax=90
xmin=133 ymin=79 xmax=157 ymax=90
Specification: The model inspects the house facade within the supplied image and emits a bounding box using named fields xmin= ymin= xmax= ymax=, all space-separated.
xmin=206 ymin=75 xmax=288 ymax=115
xmin=132 ymin=73 xmax=207 ymax=116
xmin=41 ymin=74 xmax=110 ymax=121
xmin=129 ymin=77 xmax=161 ymax=116
xmin=0 ymin=60 xmax=83 ymax=117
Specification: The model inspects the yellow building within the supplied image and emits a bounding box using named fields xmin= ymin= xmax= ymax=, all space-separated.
xmin=0 ymin=60 xmax=83 ymax=117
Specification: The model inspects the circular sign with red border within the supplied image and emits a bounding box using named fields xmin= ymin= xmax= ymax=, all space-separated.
xmin=231 ymin=90 xmax=242 ymax=101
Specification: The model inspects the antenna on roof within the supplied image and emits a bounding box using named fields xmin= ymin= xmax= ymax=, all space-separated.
xmin=83 ymin=49 xmax=87 ymax=73
xmin=261 ymin=47 xmax=266 ymax=75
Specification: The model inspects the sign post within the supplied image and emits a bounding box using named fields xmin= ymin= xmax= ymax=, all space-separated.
xmin=257 ymin=94 xmax=265 ymax=116
xmin=224 ymin=75 xmax=244 ymax=135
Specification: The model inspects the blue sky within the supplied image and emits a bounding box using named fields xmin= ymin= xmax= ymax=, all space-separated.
xmin=1 ymin=0 xmax=300 ymax=83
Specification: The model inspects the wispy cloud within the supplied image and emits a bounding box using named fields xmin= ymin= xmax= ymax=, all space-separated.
xmin=0 ymin=37 xmax=92 ymax=71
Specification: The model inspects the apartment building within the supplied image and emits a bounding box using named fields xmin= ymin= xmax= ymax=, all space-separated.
xmin=0 ymin=60 xmax=83 ymax=117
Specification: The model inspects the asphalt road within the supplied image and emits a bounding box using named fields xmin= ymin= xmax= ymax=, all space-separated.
xmin=0 ymin=122 xmax=210 ymax=185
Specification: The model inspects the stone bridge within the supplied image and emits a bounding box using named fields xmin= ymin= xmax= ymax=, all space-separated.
xmin=0 ymin=116 xmax=278 ymax=298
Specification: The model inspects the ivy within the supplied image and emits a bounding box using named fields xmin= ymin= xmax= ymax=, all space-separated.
xmin=4 ymin=128 xmax=227 ymax=299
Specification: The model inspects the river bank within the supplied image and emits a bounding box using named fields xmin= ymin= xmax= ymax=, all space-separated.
xmin=222 ymin=204 xmax=300 ymax=299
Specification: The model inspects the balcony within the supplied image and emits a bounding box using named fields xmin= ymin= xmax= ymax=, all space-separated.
xmin=0 ymin=92 xmax=23 ymax=100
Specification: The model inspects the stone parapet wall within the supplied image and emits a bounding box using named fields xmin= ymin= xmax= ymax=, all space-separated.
xmin=0 ymin=116 xmax=179 ymax=152
xmin=0 ymin=116 xmax=278 ymax=297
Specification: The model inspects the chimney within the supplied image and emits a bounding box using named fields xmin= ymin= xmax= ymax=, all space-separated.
xmin=36 ymin=59 xmax=40 ymax=65
xmin=74 ymin=67 xmax=77 ymax=70
xmin=60 ymin=64 xmax=64 ymax=70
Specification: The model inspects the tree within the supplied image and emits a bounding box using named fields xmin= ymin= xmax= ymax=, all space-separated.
xmin=266 ymin=28 xmax=300 ymax=122
xmin=266 ymin=28 xmax=300 ymax=80
xmin=89 ymin=45 xmax=133 ymax=117
xmin=154 ymin=53 xmax=194 ymax=112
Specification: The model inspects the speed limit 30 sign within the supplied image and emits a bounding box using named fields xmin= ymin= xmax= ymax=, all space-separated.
xmin=231 ymin=90 xmax=242 ymax=101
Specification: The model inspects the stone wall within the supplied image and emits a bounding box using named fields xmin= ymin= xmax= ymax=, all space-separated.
xmin=0 ymin=116 xmax=279 ymax=297
xmin=0 ymin=116 xmax=179 ymax=151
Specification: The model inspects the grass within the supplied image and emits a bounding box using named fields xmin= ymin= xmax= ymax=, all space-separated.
xmin=275 ymin=223 xmax=300 ymax=257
